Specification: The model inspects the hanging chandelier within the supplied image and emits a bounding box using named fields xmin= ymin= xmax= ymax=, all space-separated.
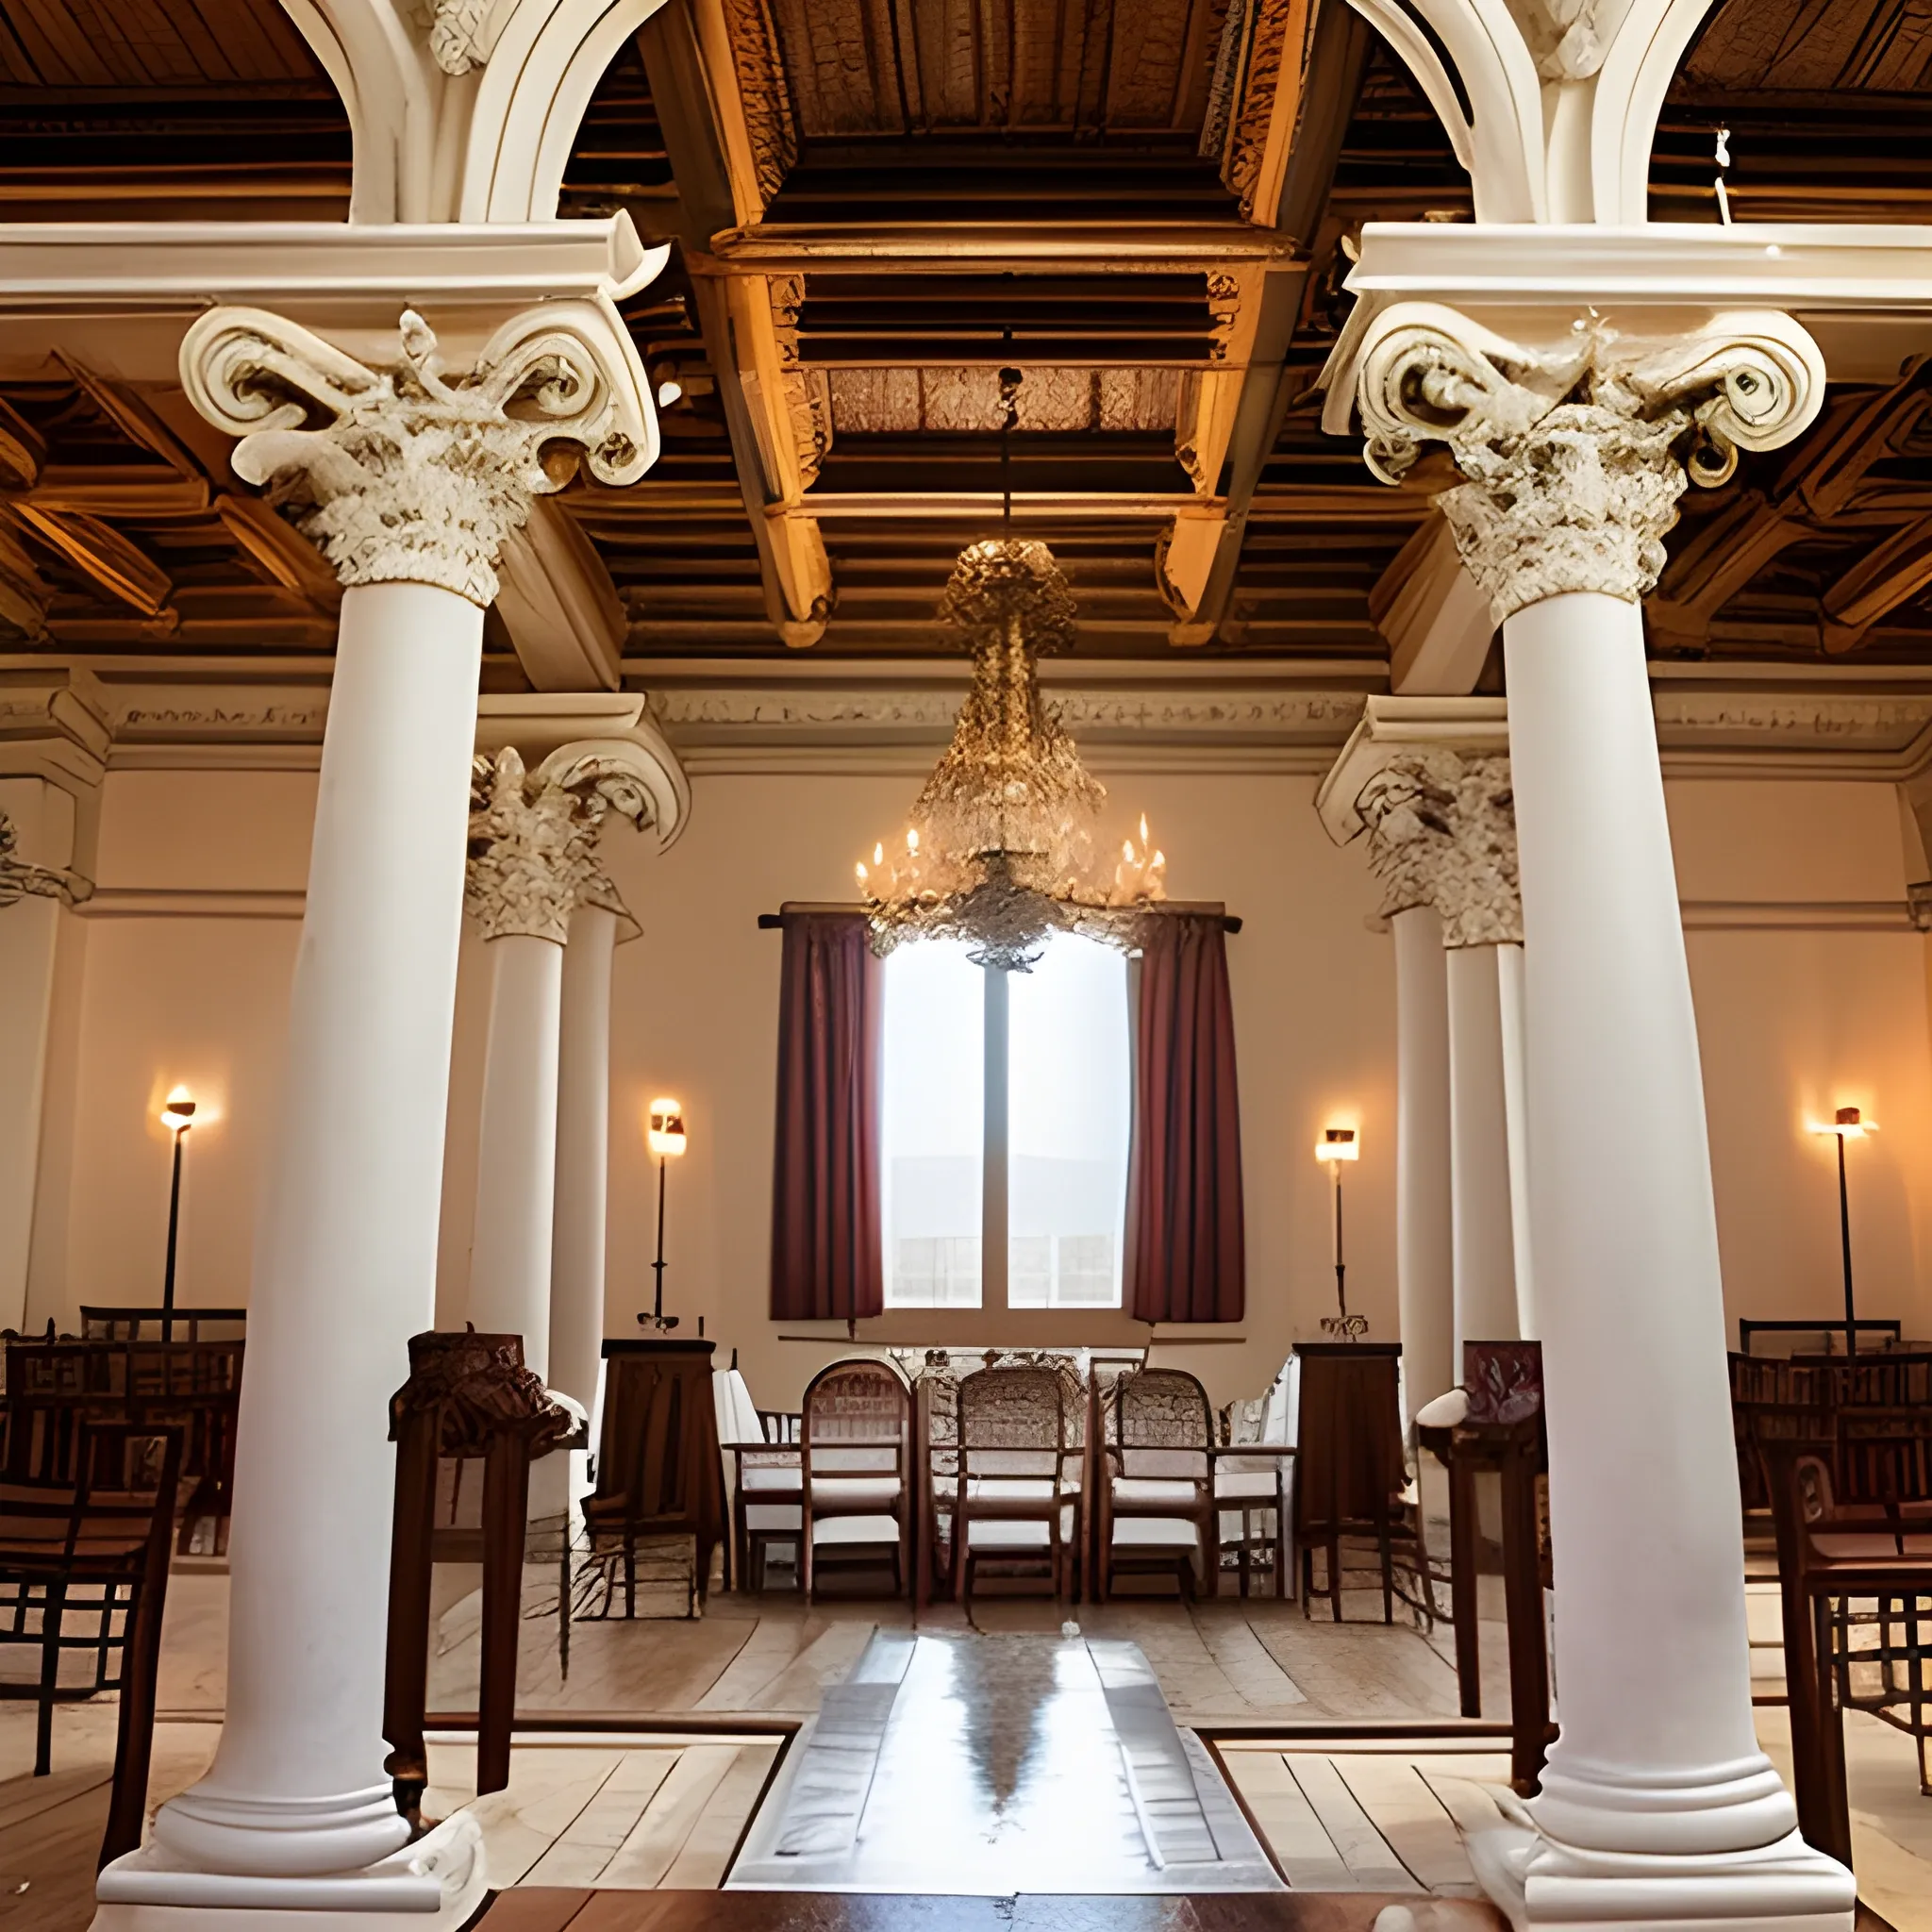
xmin=856 ymin=534 xmax=1167 ymax=972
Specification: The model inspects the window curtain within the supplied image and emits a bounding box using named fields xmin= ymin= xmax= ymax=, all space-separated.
xmin=1124 ymin=912 xmax=1245 ymax=1324
xmin=770 ymin=910 xmax=885 ymax=1323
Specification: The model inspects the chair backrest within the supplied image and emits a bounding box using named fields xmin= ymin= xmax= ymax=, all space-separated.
xmin=957 ymin=1365 xmax=1063 ymax=1477
xmin=79 ymin=1307 xmax=247 ymax=1344
xmin=0 ymin=1420 xmax=183 ymax=1577
xmin=1112 ymin=1366 xmax=1212 ymax=1479
xmin=1291 ymin=1343 xmax=1405 ymax=1537
xmin=1740 ymin=1317 xmax=1902 ymax=1357
xmin=1835 ymin=1406 xmax=1932 ymax=1507
xmin=803 ymin=1359 xmax=908 ymax=1477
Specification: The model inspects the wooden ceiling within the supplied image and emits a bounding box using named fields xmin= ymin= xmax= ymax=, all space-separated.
xmin=0 ymin=0 xmax=349 ymax=221
xmin=5 ymin=0 xmax=1932 ymax=673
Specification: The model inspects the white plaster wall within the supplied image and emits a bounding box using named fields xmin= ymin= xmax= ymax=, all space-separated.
xmin=26 ymin=764 xmax=1932 ymax=1402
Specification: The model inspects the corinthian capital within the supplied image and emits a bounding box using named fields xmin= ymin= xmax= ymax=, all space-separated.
xmin=0 ymin=811 xmax=92 ymax=910
xmin=466 ymin=743 xmax=662 ymax=943
xmin=1352 ymin=304 xmax=1824 ymax=623
xmin=1357 ymin=750 xmax=1520 ymax=948
xmin=178 ymin=303 xmax=658 ymax=607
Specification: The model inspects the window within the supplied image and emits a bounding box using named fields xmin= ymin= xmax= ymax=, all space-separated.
xmin=881 ymin=931 xmax=1130 ymax=1309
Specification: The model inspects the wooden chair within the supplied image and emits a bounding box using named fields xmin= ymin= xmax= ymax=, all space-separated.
xmin=585 ymin=1339 xmax=728 ymax=1616
xmin=1215 ymin=1362 xmax=1296 ymax=1598
xmin=802 ymin=1359 xmax=911 ymax=1603
xmin=1098 ymin=1367 xmax=1217 ymax=1600
xmin=3 ymin=1334 xmax=242 ymax=1555
xmin=1291 ymin=1341 xmax=1418 ymax=1623
xmin=732 ymin=1413 xmax=803 ymax=1592
xmin=79 ymin=1306 xmax=246 ymax=1344
xmin=0 ymin=1419 xmax=182 ymax=1868
xmin=953 ymin=1365 xmax=1075 ymax=1604
xmin=1759 ymin=1423 xmax=1932 ymax=1871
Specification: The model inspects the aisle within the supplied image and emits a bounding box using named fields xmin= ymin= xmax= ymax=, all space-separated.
xmin=729 ymin=1631 xmax=1281 ymax=1892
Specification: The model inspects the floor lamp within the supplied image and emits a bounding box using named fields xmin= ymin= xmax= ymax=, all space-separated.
xmin=640 ymin=1096 xmax=687 ymax=1332
xmin=159 ymin=1087 xmax=195 ymax=1334
xmin=1317 ymin=1126 xmax=1366 ymax=1341
xmin=1814 ymin=1106 xmax=1876 ymax=1358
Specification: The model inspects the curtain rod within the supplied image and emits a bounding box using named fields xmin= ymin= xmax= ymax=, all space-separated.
xmin=757 ymin=901 xmax=1241 ymax=934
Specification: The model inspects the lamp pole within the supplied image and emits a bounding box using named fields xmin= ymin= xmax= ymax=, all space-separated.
xmin=640 ymin=1097 xmax=686 ymax=1333
xmin=1835 ymin=1108 xmax=1857 ymax=1360
xmin=1332 ymin=1158 xmax=1347 ymax=1322
xmin=1317 ymin=1126 xmax=1365 ymax=1340
xmin=159 ymin=1091 xmax=196 ymax=1335
xmin=651 ymin=1151 xmax=669 ymax=1325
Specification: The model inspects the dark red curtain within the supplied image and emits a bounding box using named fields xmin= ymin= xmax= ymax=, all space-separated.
xmin=1125 ymin=913 xmax=1245 ymax=1324
xmin=770 ymin=911 xmax=885 ymax=1322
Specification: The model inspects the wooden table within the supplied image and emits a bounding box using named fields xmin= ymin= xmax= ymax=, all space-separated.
xmin=1417 ymin=1407 xmax=1551 ymax=1794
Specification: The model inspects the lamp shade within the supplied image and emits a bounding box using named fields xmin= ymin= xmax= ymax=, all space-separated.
xmin=159 ymin=1087 xmax=196 ymax=1133
xmin=647 ymin=1096 xmax=688 ymax=1158
xmin=1315 ymin=1126 xmax=1358 ymax=1162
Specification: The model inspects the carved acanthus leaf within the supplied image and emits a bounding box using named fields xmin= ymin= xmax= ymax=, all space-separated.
xmin=428 ymin=0 xmax=491 ymax=75
xmin=1357 ymin=751 xmax=1520 ymax=946
xmin=179 ymin=303 xmax=659 ymax=608
xmin=1216 ymin=0 xmax=1305 ymax=219
xmin=1505 ymin=0 xmax=1604 ymax=80
xmin=0 ymin=811 xmax=92 ymax=909
xmin=466 ymin=746 xmax=650 ymax=943
xmin=769 ymin=275 xmax=833 ymax=488
xmin=722 ymin=0 xmax=798 ymax=209
xmin=1353 ymin=303 xmax=1825 ymax=623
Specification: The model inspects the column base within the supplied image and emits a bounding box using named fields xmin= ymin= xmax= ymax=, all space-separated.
xmin=91 ymin=1810 xmax=486 ymax=1930
xmin=1464 ymin=1796 xmax=1855 ymax=1932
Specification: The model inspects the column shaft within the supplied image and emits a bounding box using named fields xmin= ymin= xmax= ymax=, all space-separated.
xmin=549 ymin=901 xmax=617 ymax=1415
xmin=468 ymin=932 xmax=564 ymax=1383
xmin=1506 ymin=591 xmax=1787 ymax=1856
xmin=1496 ymin=941 xmax=1536 ymax=1337
xmin=1446 ymin=942 xmax=1520 ymax=1354
xmin=1391 ymin=904 xmax=1455 ymax=1415
xmin=154 ymin=582 xmax=480 ymax=1874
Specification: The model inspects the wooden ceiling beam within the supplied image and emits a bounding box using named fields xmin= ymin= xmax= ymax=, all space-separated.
xmin=636 ymin=4 xmax=830 ymax=649
xmin=1650 ymin=359 xmax=1932 ymax=650
xmin=214 ymin=493 xmax=340 ymax=608
xmin=1822 ymin=514 xmax=1932 ymax=653
xmin=1157 ymin=0 xmax=1370 ymax=647
xmin=709 ymin=224 xmax=1297 ymax=273
xmin=8 ymin=503 xmax=173 ymax=618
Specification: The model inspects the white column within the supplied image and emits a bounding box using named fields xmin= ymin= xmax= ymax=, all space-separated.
xmin=0 ymin=780 xmax=81 ymax=1331
xmin=147 ymin=581 xmax=482 ymax=1897
xmin=1496 ymin=940 xmax=1536 ymax=1338
xmin=549 ymin=898 xmax=619 ymax=1417
xmin=467 ymin=932 xmax=564 ymax=1381
xmin=1354 ymin=305 xmax=1851 ymax=1928
xmin=98 ymin=298 xmax=658 ymax=1928
xmin=1391 ymin=903 xmax=1455 ymax=1415
xmin=1445 ymin=943 xmax=1520 ymax=1353
xmin=465 ymin=746 xmax=663 ymax=1391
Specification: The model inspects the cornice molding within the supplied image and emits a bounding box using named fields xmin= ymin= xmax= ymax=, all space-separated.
xmin=8 ymin=666 xmax=1932 ymax=784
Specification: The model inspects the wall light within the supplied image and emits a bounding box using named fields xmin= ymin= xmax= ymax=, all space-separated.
xmin=647 ymin=1097 xmax=688 ymax=1159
